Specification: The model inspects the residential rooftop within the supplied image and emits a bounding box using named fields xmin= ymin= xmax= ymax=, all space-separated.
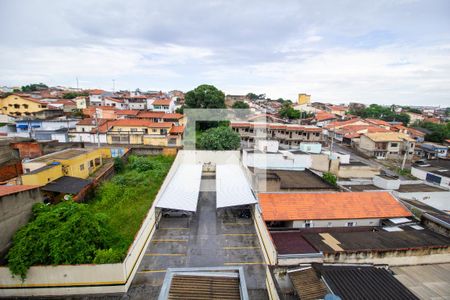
xmin=28 ymin=148 xmax=90 ymax=163
xmin=258 ymin=192 xmax=412 ymax=221
xmin=0 ymin=185 xmax=40 ymax=197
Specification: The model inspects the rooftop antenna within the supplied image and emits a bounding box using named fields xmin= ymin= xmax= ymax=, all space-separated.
xmin=112 ymin=79 xmax=116 ymax=93
xmin=76 ymin=77 xmax=79 ymax=90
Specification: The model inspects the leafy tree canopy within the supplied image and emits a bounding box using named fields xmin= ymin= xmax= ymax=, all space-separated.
xmin=232 ymin=101 xmax=250 ymax=109
xmin=7 ymin=201 xmax=120 ymax=279
xmin=197 ymin=126 xmax=240 ymax=150
xmin=415 ymin=121 xmax=450 ymax=143
xmin=349 ymin=104 xmax=410 ymax=126
xmin=322 ymin=172 xmax=337 ymax=186
xmin=279 ymin=102 xmax=301 ymax=119
xmin=185 ymin=84 xmax=226 ymax=109
xmin=20 ymin=83 xmax=48 ymax=92
xmin=63 ymin=92 xmax=88 ymax=99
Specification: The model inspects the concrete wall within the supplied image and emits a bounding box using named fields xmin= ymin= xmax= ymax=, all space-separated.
xmin=337 ymin=164 xmax=380 ymax=179
xmin=411 ymin=166 xmax=450 ymax=189
xmin=310 ymin=154 xmax=330 ymax=172
xmin=0 ymin=188 xmax=42 ymax=257
xmin=291 ymin=218 xmax=380 ymax=228
xmin=253 ymin=205 xmax=277 ymax=265
xmin=322 ymin=248 xmax=450 ymax=266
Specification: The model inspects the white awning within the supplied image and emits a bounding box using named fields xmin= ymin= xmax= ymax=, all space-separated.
xmin=216 ymin=164 xmax=257 ymax=208
xmin=156 ymin=164 xmax=203 ymax=212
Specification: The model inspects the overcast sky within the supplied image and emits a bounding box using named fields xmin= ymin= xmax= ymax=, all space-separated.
xmin=1 ymin=0 xmax=449 ymax=106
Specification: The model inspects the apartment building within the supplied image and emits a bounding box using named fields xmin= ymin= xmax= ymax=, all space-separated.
xmin=358 ymin=132 xmax=416 ymax=159
xmin=230 ymin=122 xmax=323 ymax=148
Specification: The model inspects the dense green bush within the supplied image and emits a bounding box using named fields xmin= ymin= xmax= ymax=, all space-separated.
xmin=197 ymin=126 xmax=241 ymax=150
xmin=7 ymin=201 xmax=119 ymax=279
xmin=322 ymin=172 xmax=337 ymax=186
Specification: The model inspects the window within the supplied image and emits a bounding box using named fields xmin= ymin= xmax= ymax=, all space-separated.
xmin=391 ymin=142 xmax=398 ymax=147
xmin=304 ymin=220 xmax=313 ymax=228
xmin=14 ymin=104 xmax=20 ymax=109
xmin=23 ymin=104 xmax=28 ymax=109
xmin=25 ymin=168 xmax=30 ymax=173
xmin=80 ymin=164 xmax=85 ymax=171
xmin=131 ymin=128 xmax=137 ymax=132
xmin=82 ymin=127 xmax=85 ymax=132
xmin=153 ymin=129 xmax=157 ymax=133
xmin=89 ymin=160 xmax=94 ymax=168
xmin=346 ymin=222 xmax=355 ymax=227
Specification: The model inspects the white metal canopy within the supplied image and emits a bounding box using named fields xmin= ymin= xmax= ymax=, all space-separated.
xmin=216 ymin=164 xmax=257 ymax=208
xmin=156 ymin=163 xmax=203 ymax=212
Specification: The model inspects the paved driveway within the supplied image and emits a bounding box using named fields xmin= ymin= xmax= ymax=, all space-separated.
xmin=127 ymin=186 xmax=268 ymax=299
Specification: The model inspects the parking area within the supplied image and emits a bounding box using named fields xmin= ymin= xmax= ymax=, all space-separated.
xmin=127 ymin=188 xmax=268 ymax=299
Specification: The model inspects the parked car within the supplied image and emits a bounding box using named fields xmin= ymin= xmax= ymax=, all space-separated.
xmin=162 ymin=209 xmax=192 ymax=218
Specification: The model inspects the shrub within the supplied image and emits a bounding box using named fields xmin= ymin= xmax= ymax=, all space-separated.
xmin=7 ymin=201 xmax=119 ymax=279
xmin=322 ymin=172 xmax=337 ymax=186
xmin=113 ymin=157 xmax=124 ymax=173
xmin=197 ymin=126 xmax=241 ymax=150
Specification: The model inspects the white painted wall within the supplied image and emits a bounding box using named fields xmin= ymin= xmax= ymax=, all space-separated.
xmin=292 ymin=218 xmax=380 ymax=228
xmin=243 ymin=151 xmax=312 ymax=171
xmin=373 ymin=176 xmax=401 ymax=190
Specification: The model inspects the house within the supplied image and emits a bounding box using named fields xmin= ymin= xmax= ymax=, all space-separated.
xmin=82 ymin=106 xmax=117 ymax=119
xmin=147 ymin=98 xmax=175 ymax=113
xmin=0 ymin=94 xmax=60 ymax=118
xmin=313 ymin=111 xmax=337 ymax=127
xmin=104 ymin=97 xmax=128 ymax=109
xmin=325 ymin=105 xmax=348 ymax=117
xmin=366 ymin=118 xmax=391 ymax=130
xmin=88 ymin=89 xmax=104 ymax=106
xmin=0 ymin=185 xmax=42 ymax=257
xmin=405 ymin=112 xmax=425 ymax=125
xmin=74 ymin=96 xmax=88 ymax=109
xmin=405 ymin=127 xmax=425 ymax=143
xmin=259 ymin=191 xmax=412 ymax=229
xmin=69 ymin=118 xmax=108 ymax=143
xmin=11 ymin=119 xmax=78 ymax=142
xmin=137 ymin=111 xmax=184 ymax=124
xmin=52 ymin=99 xmax=77 ymax=113
xmin=21 ymin=148 xmax=111 ymax=185
xmin=358 ymin=132 xmax=415 ymax=159
xmin=419 ymin=143 xmax=448 ymax=159
xmin=127 ymin=96 xmax=147 ymax=110
xmin=230 ymin=122 xmax=323 ymax=149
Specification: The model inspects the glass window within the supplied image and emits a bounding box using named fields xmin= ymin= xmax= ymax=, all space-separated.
xmin=80 ymin=164 xmax=85 ymax=171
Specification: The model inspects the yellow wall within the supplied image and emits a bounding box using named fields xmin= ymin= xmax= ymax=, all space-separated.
xmin=297 ymin=94 xmax=311 ymax=105
xmin=143 ymin=136 xmax=168 ymax=146
xmin=0 ymin=95 xmax=47 ymax=117
xmin=21 ymin=164 xmax=63 ymax=186
xmin=59 ymin=148 xmax=109 ymax=178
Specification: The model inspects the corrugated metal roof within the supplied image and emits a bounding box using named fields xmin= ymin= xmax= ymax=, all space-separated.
xmin=156 ymin=164 xmax=202 ymax=212
xmin=216 ymin=164 xmax=257 ymax=208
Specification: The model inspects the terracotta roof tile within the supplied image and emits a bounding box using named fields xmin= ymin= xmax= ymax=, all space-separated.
xmin=0 ymin=185 xmax=40 ymax=197
xmin=169 ymin=125 xmax=185 ymax=134
xmin=152 ymin=99 xmax=172 ymax=106
xmin=259 ymin=192 xmax=412 ymax=221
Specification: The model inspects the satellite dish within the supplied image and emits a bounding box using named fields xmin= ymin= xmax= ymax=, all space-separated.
xmin=64 ymin=194 xmax=71 ymax=201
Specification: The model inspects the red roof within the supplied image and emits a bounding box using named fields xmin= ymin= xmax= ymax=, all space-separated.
xmin=259 ymin=192 xmax=412 ymax=221
xmin=104 ymin=97 xmax=124 ymax=103
xmin=116 ymin=110 xmax=140 ymax=116
xmin=152 ymin=99 xmax=172 ymax=106
xmin=76 ymin=118 xmax=107 ymax=126
xmin=366 ymin=119 xmax=391 ymax=127
xmin=137 ymin=111 xmax=166 ymax=119
xmin=325 ymin=118 xmax=366 ymax=129
xmin=162 ymin=113 xmax=183 ymax=120
xmin=0 ymin=185 xmax=40 ymax=197
xmin=97 ymin=119 xmax=173 ymax=133
xmin=170 ymin=125 xmax=185 ymax=134
xmin=230 ymin=122 xmax=321 ymax=132
xmin=315 ymin=112 xmax=337 ymax=122
xmin=88 ymin=89 xmax=104 ymax=95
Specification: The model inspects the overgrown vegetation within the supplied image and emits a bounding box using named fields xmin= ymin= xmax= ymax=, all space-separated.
xmin=232 ymin=101 xmax=249 ymax=109
xmin=7 ymin=155 xmax=173 ymax=279
xmin=414 ymin=121 xmax=450 ymax=143
xmin=197 ymin=126 xmax=241 ymax=150
xmin=20 ymin=83 xmax=48 ymax=92
xmin=322 ymin=172 xmax=337 ymax=186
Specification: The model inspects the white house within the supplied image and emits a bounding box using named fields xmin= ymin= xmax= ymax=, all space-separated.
xmin=147 ymin=98 xmax=175 ymax=113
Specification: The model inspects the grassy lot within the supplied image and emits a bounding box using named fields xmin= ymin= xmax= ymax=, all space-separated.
xmin=88 ymin=154 xmax=174 ymax=250
xmin=6 ymin=155 xmax=174 ymax=278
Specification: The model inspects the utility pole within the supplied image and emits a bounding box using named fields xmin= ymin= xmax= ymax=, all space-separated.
xmin=112 ymin=79 xmax=115 ymax=93
xmin=76 ymin=77 xmax=79 ymax=90
xmin=94 ymin=108 xmax=103 ymax=166
xmin=401 ymin=141 xmax=408 ymax=170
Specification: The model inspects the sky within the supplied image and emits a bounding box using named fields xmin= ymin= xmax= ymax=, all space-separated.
xmin=0 ymin=0 xmax=449 ymax=106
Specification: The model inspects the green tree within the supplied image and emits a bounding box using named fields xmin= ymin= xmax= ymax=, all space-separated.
xmin=197 ymin=126 xmax=240 ymax=150
xmin=184 ymin=84 xmax=226 ymax=109
xmin=232 ymin=101 xmax=250 ymax=109
xmin=246 ymin=93 xmax=259 ymax=100
xmin=175 ymin=105 xmax=184 ymax=114
xmin=322 ymin=172 xmax=337 ymax=186
xmin=279 ymin=103 xmax=301 ymax=119
xmin=6 ymin=201 xmax=120 ymax=279
xmin=63 ymin=92 xmax=87 ymax=99
xmin=417 ymin=121 xmax=450 ymax=143
xmin=20 ymin=83 xmax=48 ymax=92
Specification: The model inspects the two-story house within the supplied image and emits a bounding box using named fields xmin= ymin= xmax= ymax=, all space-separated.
xmin=147 ymin=98 xmax=175 ymax=113
xmin=358 ymin=132 xmax=415 ymax=159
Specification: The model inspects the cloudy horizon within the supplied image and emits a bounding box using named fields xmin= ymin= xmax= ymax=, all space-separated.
xmin=1 ymin=0 xmax=449 ymax=106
